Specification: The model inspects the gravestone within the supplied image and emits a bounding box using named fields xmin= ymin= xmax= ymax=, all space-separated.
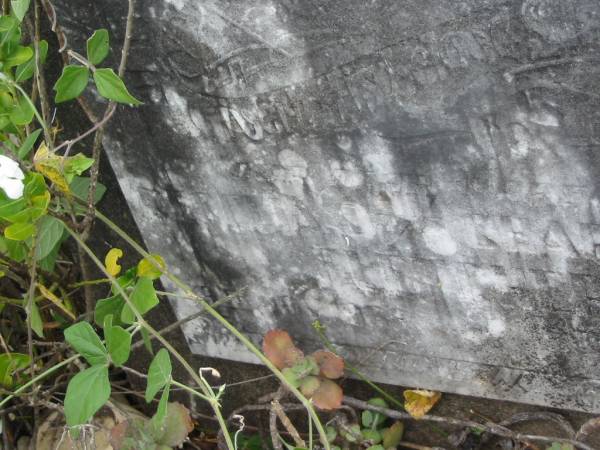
xmin=55 ymin=0 xmax=600 ymax=412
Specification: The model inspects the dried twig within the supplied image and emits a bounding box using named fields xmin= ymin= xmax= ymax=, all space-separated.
xmin=272 ymin=399 xmax=306 ymax=448
xmin=343 ymin=396 xmax=593 ymax=450
xmin=576 ymin=417 xmax=600 ymax=443
xmin=270 ymin=387 xmax=285 ymax=450
xmin=81 ymin=0 xmax=136 ymax=237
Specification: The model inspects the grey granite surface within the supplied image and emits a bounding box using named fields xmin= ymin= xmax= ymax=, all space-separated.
xmin=55 ymin=0 xmax=600 ymax=412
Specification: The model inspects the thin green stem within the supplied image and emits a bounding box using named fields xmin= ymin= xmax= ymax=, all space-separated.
xmin=0 ymin=75 xmax=51 ymax=147
xmin=0 ymin=355 xmax=78 ymax=409
xmin=313 ymin=322 xmax=404 ymax=409
xmin=170 ymin=379 xmax=213 ymax=403
xmin=94 ymin=210 xmax=332 ymax=450
xmin=68 ymin=278 xmax=110 ymax=288
xmin=63 ymin=225 xmax=236 ymax=450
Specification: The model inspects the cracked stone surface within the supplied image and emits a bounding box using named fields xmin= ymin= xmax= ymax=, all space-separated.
xmin=55 ymin=0 xmax=600 ymax=412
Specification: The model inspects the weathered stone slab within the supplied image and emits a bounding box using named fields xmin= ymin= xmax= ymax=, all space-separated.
xmin=55 ymin=0 xmax=600 ymax=412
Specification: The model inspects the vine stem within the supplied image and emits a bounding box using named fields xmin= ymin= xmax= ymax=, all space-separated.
xmin=0 ymin=355 xmax=78 ymax=409
xmin=63 ymin=225 xmax=236 ymax=450
xmin=94 ymin=210 xmax=332 ymax=450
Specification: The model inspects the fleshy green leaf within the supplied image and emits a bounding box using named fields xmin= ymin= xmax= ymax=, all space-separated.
xmin=93 ymin=68 xmax=141 ymax=105
xmin=10 ymin=0 xmax=30 ymax=21
xmin=17 ymin=129 xmax=42 ymax=159
xmin=4 ymin=45 xmax=32 ymax=68
xmin=145 ymin=348 xmax=171 ymax=403
xmin=64 ymin=321 xmax=108 ymax=366
xmin=4 ymin=222 xmax=34 ymax=241
xmin=34 ymin=216 xmax=63 ymax=261
xmin=86 ymin=29 xmax=109 ymax=65
xmin=104 ymin=316 xmax=131 ymax=367
xmin=121 ymin=276 xmax=159 ymax=324
xmin=15 ymin=40 xmax=47 ymax=82
xmin=53 ymin=65 xmax=89 ymax=103
xmin=64 ymin=365 xmax=110 ymax=426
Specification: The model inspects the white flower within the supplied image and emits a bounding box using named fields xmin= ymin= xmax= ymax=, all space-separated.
xmin=0 ymin=155 xmax=24 ymax=199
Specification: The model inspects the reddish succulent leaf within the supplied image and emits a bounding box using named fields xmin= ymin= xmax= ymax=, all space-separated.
xmin=263 ymin=329 xmax=303 ymax=369
xmin=109 ymin=421 xmax=129 ymax=450
xmin=311 ymin=379 xmax=343 ymax=410
xmin=300 ymin=375 xmax=321 ymax=397
xmin=155 ymin=402 xmax=194 ymax=447
xmin=312 ymin=350 xmax=344 ymax=379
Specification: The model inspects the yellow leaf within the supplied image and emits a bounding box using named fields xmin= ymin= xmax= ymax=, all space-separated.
xmin=33 ymin=143 xmax=70 ymax=193
xmin=403 ymin=389 xmax=441 ymax=419
xmin=137 ymin=254 xmax=166 ymax=280
xmin=105 ymin=248 xmax=123 ymax=277
xmin=36 ymin=283 xmax=76 ymax=320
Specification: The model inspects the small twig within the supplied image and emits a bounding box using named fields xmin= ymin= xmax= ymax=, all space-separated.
xmin=270 ymin=387 xmax=285 ymax=450
xmin=33 ymin=0 xmax=51 ymax=146
xmin=40 ymin=0 xmax=99 ymax=122
xmin=343 ymin=396 xmax=593 ymax=450
xmin=273 ymin=399 xmax=306 ymax=448
xmin=130 ymin=287 xmax=246 ymax=350
xmin=576 ymin=417 xmax=600 ymax=442
xmin=81 ymin=0 xmax=136 ymax=238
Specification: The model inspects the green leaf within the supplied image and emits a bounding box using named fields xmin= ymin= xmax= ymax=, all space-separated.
xmin=15 ymin=39 xmax=47 ymax=82
xmin=53 ymin=65 xmax=89 ymax=103
xmin=4 ymin=222 xmax=34 ymax=241
xmin=29 ymin=300 xmax=43 ymax=337
xmin=361 ymin=429 xmax=382 ymax=444
xmin=4 ymin=45 xmax=32 ymax=68
xmin=64 ymin=365 xmax=110 ymax=427
xmin=64 ymin=322 xmax=108 ymax=366
xmin=111 ymin=267 xmax=136 ymax=295
xmin=0 ymin=194 xmax=26 ymax=218
xmin=69 ymin=176 xmax=106 ymax=207
xmin=94 ymin=294 xmax=124 ymax=327
xmin=0 ymin=353 xmax=30 ymax=387
xmin=382 ymin=422 xmax=404 ymax=448
xmin=121 ymin=276 xmax=159 ymax=324
xmin=0 ymin=16 xmax=17 ymax=32
xmin=10 ymin=0 xmax=30 ymax=21
xmin=39 ymin=239 xmax=60 ymax=272
xmin=9 ymin=92 xmax=34 ymax=126
xmin=17 ymin=129 xmax=42 ymax=159
xmin=23 ymin=172 xmax=46 ymax=198
xmin=64 ymin=153 xmax=93 ymax=181
xmin=104 ymin=318 xmax=131 ymax=366
xmin=34 ymin=216 xmax=63 ymax=261
xmin=141 ymin=327 xmax=153 ymax=355
xmin=93 ymin=68 xmax=141 ymax=105
xmin=145 ymin=348 xmax=171 ymax=402
xmin=151 ymin=383 xmax=170 ymax=433
xmin=2 ymin=237 xmax=26 ymax=261
xmin=86 ymin=29 xmax=109 ymax=65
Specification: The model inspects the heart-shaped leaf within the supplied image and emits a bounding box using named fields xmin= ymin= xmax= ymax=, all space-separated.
xmin=145 ymin=348 xmax=171 ymax=402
